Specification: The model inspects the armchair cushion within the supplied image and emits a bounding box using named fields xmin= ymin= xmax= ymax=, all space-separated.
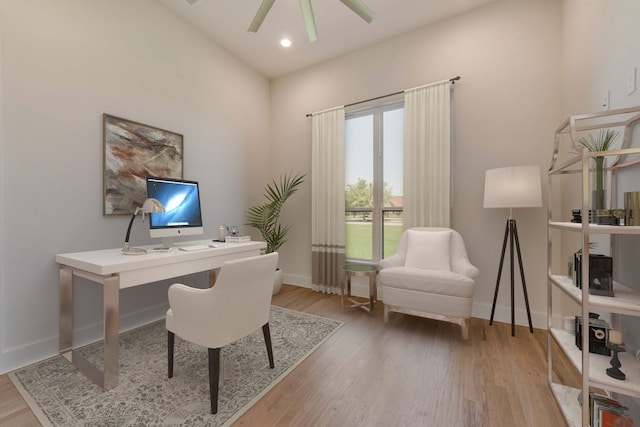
xmin=404 ymin=229 xmax=451 ymax=271
xmin=379 ymin=266 xmax=474 ymax=298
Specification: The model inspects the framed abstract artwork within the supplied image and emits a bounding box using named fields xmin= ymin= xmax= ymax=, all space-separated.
xmin=103 ymin=114 xmax=183 ymax=215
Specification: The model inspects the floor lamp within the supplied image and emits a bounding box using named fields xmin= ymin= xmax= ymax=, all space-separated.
xmin=483 ymin=166 xmax=542 ymax=336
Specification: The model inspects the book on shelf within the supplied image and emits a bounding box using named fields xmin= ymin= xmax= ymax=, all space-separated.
xmin=589 ymin=393 xmax=632 ymax=427
xmin=225 ymin=236 xmax=251 ymax=243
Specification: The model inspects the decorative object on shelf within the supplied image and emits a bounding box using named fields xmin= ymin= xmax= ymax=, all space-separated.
xmin=624 ymin=191 xmax=640 ymax=226
xmin=103 ymin=114 xmax=183 ymax=215
xmin=583 ymin=393 xmax=633 ymax=426
xmin=228 ymin=225 xmax=240 ymax=236
xmin=246 ymin=172 xmax=305 ymax=295
xmin=577 ymin=129 xmax=620 ymax=210
xmin=218 ymin=225 xmax=226 ymax=242
xmin=573 ymin=252 xmax=614 ymax=296
xmin=563 ymin=315 xmax=575 ymax=334
xmin=570 ymin=208 xmax=626 ymax=225
xmin=606 ymin=330 xmax=626 ymax=380
xmin=123 ymin=198 xmax=165 ymax=255
xmin=575 ymin=314 xmax=611 ymax=356
xmin=483 ymin=165 xmax=542 ymax=336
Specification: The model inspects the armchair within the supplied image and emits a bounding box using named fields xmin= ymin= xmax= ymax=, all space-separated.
xmin=379 ymin=227 xmax=478 ymax=339
xmin=166 ymin=252 xmax=278 ymax=414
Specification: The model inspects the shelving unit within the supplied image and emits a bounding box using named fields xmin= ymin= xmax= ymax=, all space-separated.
xmin=547 ymin=106 xmax=640 ymax=427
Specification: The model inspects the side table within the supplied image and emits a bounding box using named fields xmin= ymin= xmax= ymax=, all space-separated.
xmin=341 ymin=263 xmax=379 ymax=312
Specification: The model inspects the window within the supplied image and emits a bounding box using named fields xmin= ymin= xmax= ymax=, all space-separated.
xmin=345 ymin=103 xmax=403 ymax=263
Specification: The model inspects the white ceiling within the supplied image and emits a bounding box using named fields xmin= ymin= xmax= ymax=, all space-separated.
xmin=157 ymin=0 xmax=496 ymax=79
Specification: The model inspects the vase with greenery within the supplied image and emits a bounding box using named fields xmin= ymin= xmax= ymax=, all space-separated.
xmin=245 ymin=172 xmax=305 ymax=254
xmin=578 ymin=129 xmax=620 ymax=210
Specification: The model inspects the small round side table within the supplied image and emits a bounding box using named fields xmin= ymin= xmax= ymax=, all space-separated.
xmin=341 ymin=263 xmax=379 ymax=312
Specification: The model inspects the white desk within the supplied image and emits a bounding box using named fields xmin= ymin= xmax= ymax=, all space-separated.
xmin=56 ymin=240 xmax=266 ymax=390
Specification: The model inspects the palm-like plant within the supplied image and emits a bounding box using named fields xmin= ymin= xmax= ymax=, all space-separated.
xmin=245 ymin=172 xmax=305 ymax=254
xmin=578 ymin=129 xmax=620 ymax=209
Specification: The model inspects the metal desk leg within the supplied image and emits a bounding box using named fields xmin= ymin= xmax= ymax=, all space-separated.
xmin=103 ymin=275 xmax=120 ymax=389
xmin=59 ymin=267 xmax=73 ymax=360
xmin=59 ymin=267 xmax=120 ymax=390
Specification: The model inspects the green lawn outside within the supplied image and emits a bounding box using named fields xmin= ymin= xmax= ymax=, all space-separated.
xmin=345 ymin=222 xmax=403 ymax=260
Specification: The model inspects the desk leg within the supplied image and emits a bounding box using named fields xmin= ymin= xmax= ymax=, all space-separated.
xmin=59 ymin=267 xmax=73 ymax=359
xmin=209 ymin=269 xmax=217 ymax=287
xmin=103 ymin=275 xmax=120 ymax=390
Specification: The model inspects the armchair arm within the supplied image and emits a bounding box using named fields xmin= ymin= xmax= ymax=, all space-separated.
xmin=168 ymin=284 xmax=215 ymax=325
xmin=452 ymin=258 xmax=479 ymax=280
xmin=379 ymin=252 xmax=404 ymax=270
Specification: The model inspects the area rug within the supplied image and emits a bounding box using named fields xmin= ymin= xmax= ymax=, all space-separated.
xmin=10 ymin=306 xmax=342 ymax=426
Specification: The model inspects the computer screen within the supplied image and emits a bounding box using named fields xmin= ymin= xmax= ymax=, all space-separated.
xmin=146 ymin=176 xmax=203 ymax=245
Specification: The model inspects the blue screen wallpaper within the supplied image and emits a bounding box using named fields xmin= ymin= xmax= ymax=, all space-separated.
xmin=147 ymin=179 xmax=202 ymax=228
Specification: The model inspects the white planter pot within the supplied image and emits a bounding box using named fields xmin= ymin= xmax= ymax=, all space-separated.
xmin=273 ymin=268 xmax=283 ymax=296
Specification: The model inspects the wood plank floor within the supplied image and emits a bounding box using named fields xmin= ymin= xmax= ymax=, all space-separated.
xmin=0 ymin=284 xmax=580 ymax=426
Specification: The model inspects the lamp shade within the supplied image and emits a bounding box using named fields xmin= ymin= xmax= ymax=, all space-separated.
xmin=483 ymin=166 xmax=542 ymax=208
xmin=140 ymin=198 xmax=165 ymax=214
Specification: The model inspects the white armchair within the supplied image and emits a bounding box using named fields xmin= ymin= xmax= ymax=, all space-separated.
xmin=166 ymin=252 xmax=278 ymax=414
xmin=379 ymin=227 xmax=478 ymax=339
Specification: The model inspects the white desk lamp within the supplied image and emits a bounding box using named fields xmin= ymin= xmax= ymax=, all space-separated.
xmin=483 ymin=165 xmax=542 ymax=336
xmin=123 ymin=198 xmax=165 ymax=255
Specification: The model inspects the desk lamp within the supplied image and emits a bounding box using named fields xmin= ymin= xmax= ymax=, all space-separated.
xmin=483 ymin=165 xmax=542 ymax=336
xmin=123 ymin=198 xmax=165 ymax=255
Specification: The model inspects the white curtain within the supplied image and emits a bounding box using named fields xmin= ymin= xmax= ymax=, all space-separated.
xmin=403 ymin=81 xmax=452 ymax=229
xmin=311 ymin=107 xmax=346 ymax=294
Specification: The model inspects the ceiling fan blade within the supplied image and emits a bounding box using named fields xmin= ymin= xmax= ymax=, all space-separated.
xmin=299 ymin=0 xmax=317 ymax=42
xmin=248 ymin=0 xmax=276 ymax=33
xmin=339 ymin=0 xmax=375 ymax=23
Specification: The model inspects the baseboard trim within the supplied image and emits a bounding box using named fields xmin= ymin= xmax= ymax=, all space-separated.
xmin=282 ymin=273 xmax=549 ymax=330
xmin=0 ymin=303 xmax=169 ymax=375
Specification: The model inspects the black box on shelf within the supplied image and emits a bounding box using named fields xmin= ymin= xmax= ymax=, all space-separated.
xmin=573 ymin=253 xmax=614 ymax=296
xmin=575 ymin=315 xmax=611 ymax=356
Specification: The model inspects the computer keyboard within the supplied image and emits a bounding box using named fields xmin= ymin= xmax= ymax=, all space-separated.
xmin=178 ymin=245 xmax=210 ymax=251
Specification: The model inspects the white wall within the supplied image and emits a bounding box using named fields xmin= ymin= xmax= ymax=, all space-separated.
xmin=270 ymin=0 xmax=562 ymax=327
xmin=0 ymin=0 xmax=271 ymax=373
xmin=561 ymin=0 xmax=640 ymax=417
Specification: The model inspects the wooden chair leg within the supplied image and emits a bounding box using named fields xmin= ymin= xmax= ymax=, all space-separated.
xmin=208 ymin=348 xmax=220 ymax=414
xmin=262 ymin=323 xmax=275 ymax=369
xmin=168 ymin=331 xmax=175 ymax=378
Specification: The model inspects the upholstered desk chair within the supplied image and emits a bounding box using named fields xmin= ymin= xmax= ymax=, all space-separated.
xmin=166 ymin=252 xmax=278 ymax=414
xmin=379 ymin=228 xmax=478 ymax=339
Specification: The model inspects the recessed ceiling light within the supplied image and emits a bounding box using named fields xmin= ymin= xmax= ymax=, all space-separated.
xmin=280 ymin=38 xmax=292 ymax=48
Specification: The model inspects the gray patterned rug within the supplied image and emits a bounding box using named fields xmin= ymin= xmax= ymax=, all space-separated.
xmin=10 ymin=306 xmax=342 ymax=426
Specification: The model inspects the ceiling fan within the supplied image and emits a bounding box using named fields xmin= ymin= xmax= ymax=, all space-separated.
xmin=248 ymin=0 xmax=376 ymax=42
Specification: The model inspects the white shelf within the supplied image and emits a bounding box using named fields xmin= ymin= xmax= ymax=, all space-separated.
xmin=550 ymin=275 xmax=640 ymax=316
xmin=548 ymin=106 xmax=640 ymax=426
xmin=549 ymin=221 xmax=640 ymax=235
xmin=551 ymin=328 xmax=640 ymax=398
xmin=549 ymin=382 xmax=581 ymax=427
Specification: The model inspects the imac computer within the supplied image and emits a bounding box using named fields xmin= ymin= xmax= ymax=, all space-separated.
xmin=146 ymin=176 xmax=203 ymax=248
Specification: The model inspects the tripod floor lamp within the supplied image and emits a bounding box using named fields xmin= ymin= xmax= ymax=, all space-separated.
xmin=483 ymin=165 xmax=542 ymax=336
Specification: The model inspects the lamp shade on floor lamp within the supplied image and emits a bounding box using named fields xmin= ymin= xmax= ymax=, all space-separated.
xmin=483 ymin=165 xmax=542 ymax=209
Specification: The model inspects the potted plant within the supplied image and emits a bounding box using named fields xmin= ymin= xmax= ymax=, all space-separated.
xmin=245 ymin=172 xmax=305 ymax=294
xmin=578 ymin=129 xmax=620 ymax=210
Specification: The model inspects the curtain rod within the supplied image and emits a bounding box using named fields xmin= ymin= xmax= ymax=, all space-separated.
xmin=305 ymin=76 xmax=460 ymax=117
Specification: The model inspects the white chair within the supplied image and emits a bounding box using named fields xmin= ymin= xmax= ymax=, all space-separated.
xmin=378 ymin=227 xmax=478 ymax=339
xmin=166 ymin=252 xmax=278 ymax=414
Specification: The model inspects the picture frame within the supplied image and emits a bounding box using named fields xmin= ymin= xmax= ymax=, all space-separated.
xmin=103 ymin=114 xmax=183 ymax=215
